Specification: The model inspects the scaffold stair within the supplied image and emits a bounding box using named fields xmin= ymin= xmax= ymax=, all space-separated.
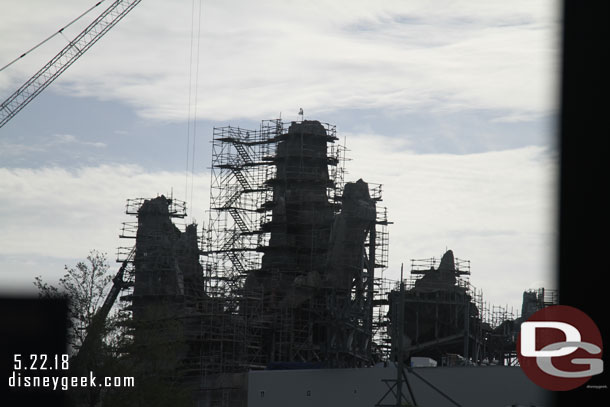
xmin=228 ymin=208 xmax=249 ymax=233
xmin=232 ymin=168 xmax=251 ymax=190
xmin=234 ymin=142 xmax=252 ymax=164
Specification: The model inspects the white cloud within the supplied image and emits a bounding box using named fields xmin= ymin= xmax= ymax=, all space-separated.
xmin=51 ymin=133 xmax=106 ymax=148
xmin=0 ymin=137 xmax=557 ymax=313
xmin=0 ymin=0 xmax=558 ymax=313
xmin=0 ymin=164 xmax=209 ymax=292
xmin=0 ymin=133 xmax=106 ymax=161
xmin=0 ymin=0 xmax=560 ymax=123
xmin=343 ymin=133 xmax=558 ymax=312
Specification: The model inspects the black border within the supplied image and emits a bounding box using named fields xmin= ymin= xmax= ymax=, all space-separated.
xmin=558 ymin=1 xmax=609 ymax=404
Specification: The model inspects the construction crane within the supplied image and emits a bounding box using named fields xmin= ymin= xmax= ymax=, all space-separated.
xmin=0 ymin=0 xmax=142 ymax=129
xmin=71 ymin=247 xmax=134 ymax=372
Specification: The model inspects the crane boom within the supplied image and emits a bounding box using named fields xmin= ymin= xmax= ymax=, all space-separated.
xmin=0 ymin=0 xmax=142 ymax=129
xmin=72 ymin=247 xmax=135 ymax=371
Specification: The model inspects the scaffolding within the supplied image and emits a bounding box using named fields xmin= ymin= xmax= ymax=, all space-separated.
xmin=203 ymin=122 xmax=277 ymax=299
xmin=202 ymin=120 xmax=346 ymax=288
xmin=115 ymin=194 xmax=189 ymax=294
xmin=385 ymin=253 xmax=508 ymax=367
xmin=200 ymin=119 xmax=388 ymax=374
xmin=113 ymin=194 xmax=196 ymax=375
xmin=389 ymin=252 xmax=556 ymax=367
xmin=112 ymin=190 xmax=533 ymax=383
xmin=111 ymin=119 xmax=390 ymax=405
xmin=194 ymin=118 xmax=390 ymax=405
xmin=371 ymin=277 xmax=395 ymax=362
xmin=103 ymin=114 xmax=570 ymax=407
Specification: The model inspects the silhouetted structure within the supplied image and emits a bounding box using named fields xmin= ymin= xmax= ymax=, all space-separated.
xmin=387 ymin=251 xmax=559 ymax=367
xmin=110 ymin=119 xmax=553 ymax=406
xmin=201 ymin=120 xmax=388 ymax=376
xmin=115 ymin=119 xmax=388 ymax=405
xmin=388 ymin=250 xmax=483 ymax=365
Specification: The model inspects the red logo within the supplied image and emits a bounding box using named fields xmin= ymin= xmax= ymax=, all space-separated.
xmin=517 ymin=305 xmax=603 ymax=391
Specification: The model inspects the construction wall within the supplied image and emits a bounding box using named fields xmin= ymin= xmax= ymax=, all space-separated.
xmin=247 ymin=366 xmax=552 ymax=407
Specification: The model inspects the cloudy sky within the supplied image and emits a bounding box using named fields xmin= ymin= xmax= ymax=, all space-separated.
xmin=0 ymin=0 xmax=560 ymax=315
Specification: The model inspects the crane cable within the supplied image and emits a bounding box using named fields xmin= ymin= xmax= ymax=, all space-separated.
xmin=184 ymin=0 xmax=196 ymax=205
xmin=0 ymin=1 xmax=108 ymax=72
xmin=185 ymin=0 xmax=203 ymax=220
xmin=190 ymin=0 xmax=203 ymax=217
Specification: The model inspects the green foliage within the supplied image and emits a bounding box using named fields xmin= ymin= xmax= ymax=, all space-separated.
xmin=35 ymin=251 xmax=195 ymax=406
xmin=96 ymin=303 xmax=193 ymax=406
xmin=34 ymin=250 xmax=115 ymax=353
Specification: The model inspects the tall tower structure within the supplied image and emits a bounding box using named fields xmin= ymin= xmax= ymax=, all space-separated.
xmin=249 ymin=120 xmax=337 ymax=298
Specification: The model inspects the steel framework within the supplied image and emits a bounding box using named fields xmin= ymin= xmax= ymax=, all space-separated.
xmin=112 ymin=119 xmax=391 ymax=406
xmin=0 ymin=0 xmax=142 ymax=128
xmin=200 ymin=119 xmax=389 ymax=373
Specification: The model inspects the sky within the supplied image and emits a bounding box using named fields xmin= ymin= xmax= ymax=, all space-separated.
xmin=0 ymin=0 xmax=560 ymax=316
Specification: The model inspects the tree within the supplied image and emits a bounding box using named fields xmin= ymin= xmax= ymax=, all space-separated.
xmin=34 ymin=250 xmax=115 ymax=354
xmin=35 ymin=250 xmax=126 ymax=406
xmin=34 ymin=250 xmax=194 ymax=406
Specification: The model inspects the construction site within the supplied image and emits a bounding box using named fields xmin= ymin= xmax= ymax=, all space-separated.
xmin=0 ymin=2 xmax=559 ymax=405
xmin=106 ymin=118 xmax=557 ymax=406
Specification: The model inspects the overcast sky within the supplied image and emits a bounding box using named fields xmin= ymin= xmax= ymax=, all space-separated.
xmin=0 ymin=0 xmax=560 ymax=315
